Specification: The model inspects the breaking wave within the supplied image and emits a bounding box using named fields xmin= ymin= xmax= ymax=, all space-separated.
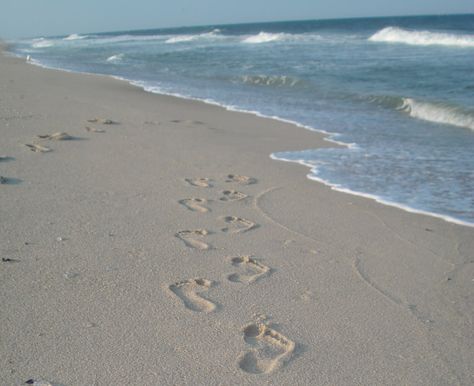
xmin=367 ymin=95 xmax=474 ymax=131
xmin=63 ymin=33 xmax=87 ymax=41
xmin=106 ymin=53 xmax=124 ymax=63
xmin=165 ymin=29 xmax=222 ymax=44
xmin=369 ymin=27 xmax=474 ymax=47
xmin=399 ymin=98 xmax=474 ymax=131
xmin=242 ymin=32 xmax=293 ymax=44
xmin=31 ymin=38 xmax=54 ymax=48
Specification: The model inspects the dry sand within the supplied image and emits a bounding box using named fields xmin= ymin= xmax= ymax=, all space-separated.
xmin=1 ymin=45 xmax=473 ymax=385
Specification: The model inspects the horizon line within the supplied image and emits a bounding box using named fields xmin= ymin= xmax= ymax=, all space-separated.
xmin=4 ymin=12 xmax=474 ymax=40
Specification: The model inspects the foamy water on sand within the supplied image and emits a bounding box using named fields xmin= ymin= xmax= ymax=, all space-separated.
xmin=11 ymin=14 xmax=474 ymax=225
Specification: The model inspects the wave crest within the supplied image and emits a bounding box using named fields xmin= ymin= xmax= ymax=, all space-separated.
xmin=242 ymin=32 xmax=292 ymax=44
xmin=106 ymin=54 xmax=124 ymax=63
xmin=400 ymin=98 xmax=474 ymax=131
xmin=165 ymin=29 xmax=222 ymax=44
xmin=369 ymin=27 xmax=474 ymax=47
xmin=367 ymin=95 xmax=474 ymax=131
xmin=31 ymin=38 xmax=54 ymax=48
xmin=63 ymin=33 xmax=86 ymax=41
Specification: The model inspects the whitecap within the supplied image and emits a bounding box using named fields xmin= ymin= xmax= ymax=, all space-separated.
xmin=31 ymin=38 xmax=54 ymax=48
xmin=165 ymin=29 xmax=223 ymax=44
xmin=242 ymin=32 xmax=291 ymax=44
xmin=63 ymin=33 xmax=86 ymax=41
xmin=165 ymin=35 xmax=196 ymax=44
xmin=106 ymin=54 xmax=124 ymax=63
xmin=369 ymin=27 xmax=474 ymax=47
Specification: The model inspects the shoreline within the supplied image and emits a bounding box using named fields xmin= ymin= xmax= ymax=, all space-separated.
xmin=1 ymin=46 xmax=473 ymax=385
xmin=272 ymin=154 xmax=474 ymax=228
xmin=9 ymin=46 xmax=473 ymax=228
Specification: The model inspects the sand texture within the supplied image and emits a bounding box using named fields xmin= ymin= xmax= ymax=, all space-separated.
xmin=1 ymin=47 xmax=473 ymax=385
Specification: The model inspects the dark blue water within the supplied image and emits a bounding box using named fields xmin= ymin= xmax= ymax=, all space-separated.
xmin=10 ymin=14 xmax=474 ymax=225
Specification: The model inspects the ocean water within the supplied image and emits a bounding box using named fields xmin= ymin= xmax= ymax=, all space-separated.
xmin=10 ymin=14 xmax=474 ymax=226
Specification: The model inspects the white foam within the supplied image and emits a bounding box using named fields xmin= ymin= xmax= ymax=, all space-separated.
xmin=165 ymin=35 xmax=196 ymax=44
xmin=239 ymin=74 xmax=303 ymax=87
xmin=242 ymin=32 xmax=291 ymax=44
xmin=369 ymin=27 xmax=474 ymax=47
xmin=400 ymin=98 xmax=474 ymax=131
xmin=270 ymin=154 xmax=474 ymax=228
xmin=106 ymin=54 xmax=124 ymax=63
xmin=63 ymin=33 xmax=86 ymax=41
xmin=165 ymin=29 xmax=223 ymax=44
xmin=31 ymin=38 xmax=54 ymax=48
xmin=91 ymin=34 xmax=168 ymax=45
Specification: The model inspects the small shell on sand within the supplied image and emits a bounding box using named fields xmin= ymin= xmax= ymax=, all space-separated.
xmin=37 ymin=132 xmax=73 ymax=140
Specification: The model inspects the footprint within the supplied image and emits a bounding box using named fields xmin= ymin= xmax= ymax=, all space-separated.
xmin=85 ymin=126 xmax=105 ymax=133
xmin=179 ymin=198 xmax=210 ymax=213
xmin=185 ymin=178 xmax=213 ymax=188
xmin=221 ymin=216 xmax=257 ymax=233
xmin=0 ymin=176 xmax=6 ymax=184
xmin=238 ymin=322 xmax=295 ymax=374
xmin=219 ymin=190 xmax=248 ymax=202
xmin=87 ymin=118 xmax=118 ymax=124
xmin=169 ymin=278 xmax=216 ymax=313
xmin=176 ymin=230 xmax=211 ymax=250
xmin=228 ymin=256 xmax=271 ymax=284
xmin=37 ymin=132 xmax=73 ymax=140
xmin=171 ymin=119 xmax=205 ymax=125
xmin=226 ymin=174 xmax=257 ymax=185
xmin=24 ymin=144 xmax=52 ymax=153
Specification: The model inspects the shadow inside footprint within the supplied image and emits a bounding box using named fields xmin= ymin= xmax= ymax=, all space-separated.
xmin=176 ymin=230 xmax=211 ymax=250
xmin=185 ymin=178 xmax=213 ymax=188
xmin=238 ymin=322 xmax=295 ymax=374
xmin=179 ymin=198 xmax=210 ymax=213
xmin=221 ymin=216 xmax=257 ymax=233
xmin=225 ymin=174 xmax=257 ymax=185
xmin=228 ymin=256 xmax=271 ymax=284
xmin=37 ymin=132 xmax=75 ymax=140
xmin=219 ymin=190 xmax=247 ymax=202
xmin=169 ymin=278 xmax=216 ymax=313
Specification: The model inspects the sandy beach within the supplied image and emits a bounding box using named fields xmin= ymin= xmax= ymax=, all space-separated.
xmin=1 ymin=44 xmax=473 ymax=385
